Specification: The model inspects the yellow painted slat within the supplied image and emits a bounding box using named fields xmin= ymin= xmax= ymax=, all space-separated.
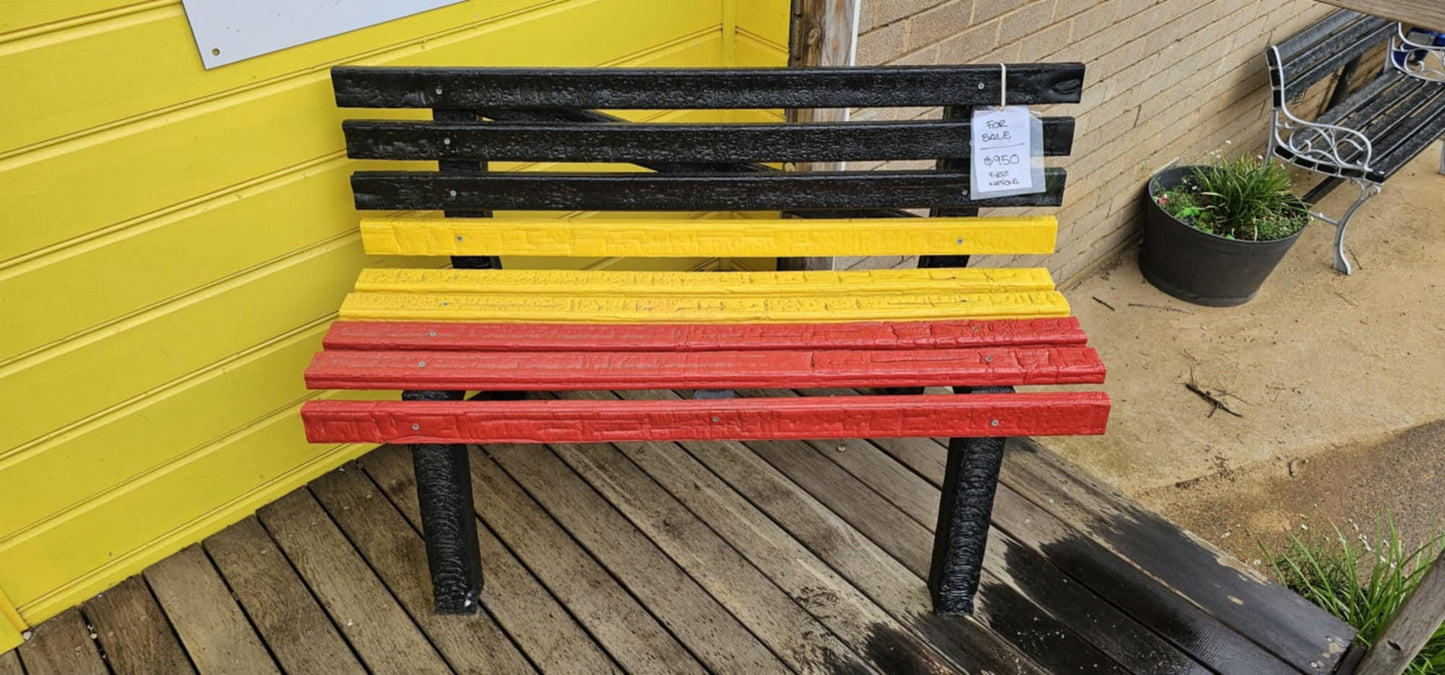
xmin=0 ymin=0 xmax=718 ymax=263
xmin=355 ymin=266 xmax=1057 ymax=297
xmin=340 ymin=290 xmax=1072 ymax=323
xmin=361 ymin=216 xmax=1060 ymax=258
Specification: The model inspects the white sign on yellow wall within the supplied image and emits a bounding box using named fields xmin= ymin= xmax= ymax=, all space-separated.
xmin=181 ymin=0 xmax=465 ymax=68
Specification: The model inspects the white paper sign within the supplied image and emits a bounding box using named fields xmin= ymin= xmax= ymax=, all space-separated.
xmin=971 ymin=106 xmax=1038 ymax=197
xmin=181 ymin=0 xmax=464 ymax=69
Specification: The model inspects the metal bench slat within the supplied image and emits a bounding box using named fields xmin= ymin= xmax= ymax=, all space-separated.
xmin=1272 ymin=9 xmax=1370 ymax=62
xmin=351 ymin=169 xmax=1068 ymax=212
xmin=1369 ymin=89 xmax=1445 ymax=180
xmin=1275 ymin=13 xmax=1394 ymax=96
xmin=332 ymin=64 xmax=1085 ymax=109
xmin=304 ymin=345 xmax=1107 ymax=391
xmin=341 ymin=118 xmax=1077 ymax=163
xmin=300 ymin=392 xmax=1112 ymax=444
xmin=321 ymin=318 xmax=1090 ymax=352
xmin=338 ymin=288 xmax=1071 ymax=324
xmin=358 ymin=216 xmax=1059 ymax=258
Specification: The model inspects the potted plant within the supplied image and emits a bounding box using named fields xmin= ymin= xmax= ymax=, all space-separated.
xmin=1141 ymin=155 xmax=1310 ymax=306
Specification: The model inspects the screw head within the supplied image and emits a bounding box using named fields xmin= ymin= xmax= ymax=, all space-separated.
xmin=990 ymin=420 xmax=999 ymax=427
xmin=984 ymin=355 xmax=993 ymax=363
xmin=428 ymin=331 xmax=437 ymax=337
xmin=418 ymin=361 xmax=426 ymax=367
xmin=442 ymin=137 xmax=452 ymax=145
xmin=411 ymin=423 xmax=421 ymax=430
xmin=712 ymin=416 xmax=720 ymax=422
xmin=448 ymin=190 xmax=458 ymax=197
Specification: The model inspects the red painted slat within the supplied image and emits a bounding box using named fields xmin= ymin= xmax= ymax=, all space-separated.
xmin=321 ymin=318 xmax=1087 ymax=352
xmin=304 ymin=345 xmax=1106 ymax=391
xmin=301 ymin=392 xmax=1111 ymax=444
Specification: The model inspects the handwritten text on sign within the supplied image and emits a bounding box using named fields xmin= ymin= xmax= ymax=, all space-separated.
xmin=971 ymin=106 xmax=1037 ymax=196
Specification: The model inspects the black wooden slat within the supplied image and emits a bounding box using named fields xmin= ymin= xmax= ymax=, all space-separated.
xmin=1277 ymin=15 xmax=1393 ymax=95
xmin=332 ymin=64 xmax=1085 ymax=109
xmin=342 ymin=118 xmax=1076 ymax=162
xmin=351 ymin=169 xmax=1068 ymax=211
xmin=1272 ymin=10 xmax=1369 ymax=62
xmin=479 ymin=108 xmax=922 ymax=220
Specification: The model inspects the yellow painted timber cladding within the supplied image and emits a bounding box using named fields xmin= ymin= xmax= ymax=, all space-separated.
xmin=361 ymin=216 xmax=1061 ymax=257
xmin=0 ymin=0 xmax=782 ymax=639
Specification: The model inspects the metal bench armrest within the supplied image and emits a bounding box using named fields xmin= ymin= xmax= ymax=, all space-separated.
xmin=1269 ymin=107 xmax=1375 ymax=177
xmin=1389 ymin=23 xmax=1445 ymax=82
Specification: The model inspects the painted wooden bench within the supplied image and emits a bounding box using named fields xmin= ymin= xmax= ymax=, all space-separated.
xmin=303 ymin=64 xmax=1109 ymax=617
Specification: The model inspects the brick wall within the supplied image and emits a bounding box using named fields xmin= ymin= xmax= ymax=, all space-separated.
xmin=846 ymin=0 xmax=1336 ymax=283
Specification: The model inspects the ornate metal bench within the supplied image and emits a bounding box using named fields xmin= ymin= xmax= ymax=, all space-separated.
xmin=1267 ymin=9 xmax=1445 ymax=274
xmin=303 ymin=64 xmax=1109 ymax=617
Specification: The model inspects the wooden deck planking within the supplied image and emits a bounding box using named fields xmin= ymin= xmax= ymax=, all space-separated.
xmin=341 ymin=453 xmax=620 ymax=674
xmin=482 ymin=445 xmax=792 ymax=674
xmin=255 ymin=491 xmax=460 ymax=674
xmin=0 ymin=650 xmax=21 ymax=675
xmin=5 ymin=389 xmax=1357 ymax=675
xmin=363 ymin=444 xmax=706 ymax=674
xmin=82 ymin=576 xmax=196 ymax=675
xmin=13 ymin=609 xmax=106 ymax=675
xmin=203 ymin=518 xmax=364 ymax=675
xmin=539 ymin=439 xmax=880 ymax=673
xmin=144 ymin=546 xmax=279 ymax=675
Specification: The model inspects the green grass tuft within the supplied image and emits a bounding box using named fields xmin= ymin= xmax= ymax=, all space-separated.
xmin=1264 ymin=514 xmax=1445 ymax=674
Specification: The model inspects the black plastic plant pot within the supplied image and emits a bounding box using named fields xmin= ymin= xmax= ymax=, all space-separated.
xmin=1140 ymin=166 xmax=1304 ymax=307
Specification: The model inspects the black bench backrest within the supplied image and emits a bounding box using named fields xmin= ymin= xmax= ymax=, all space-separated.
xmin=332 ymin=65 xmax=1083 ymax=215
xmin=1267 ymin=10 xmax=1393 ymax=106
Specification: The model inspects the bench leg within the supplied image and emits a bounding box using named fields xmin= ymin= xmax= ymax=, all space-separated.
xmin=404 ymin=390 xmax=484 ymax=614
xmin=1328 ymin=180 xmax=1381 ymax=275
xmin=928 ymin=385 xmax=1013 ymax=615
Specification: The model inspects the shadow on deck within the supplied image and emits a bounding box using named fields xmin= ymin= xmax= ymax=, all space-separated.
xmin=3 ymin=413 xmax=1357 ymax=674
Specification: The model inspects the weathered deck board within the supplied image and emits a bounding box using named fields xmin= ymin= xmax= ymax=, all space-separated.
xmin=82 ymin=576 xmax=196 ymax=675
xmin=203 ymin=518 xmax=365 ymax=675
xmin=256 ymin=491 xmax=456 ymax=674
xmin=144 ymin=546 xmax=279 ymax=675
xmin=343 ymin=453 xmax=620 ymax=674
xmin=4 ymin=389 xmax=1356 ymax=675
xmin=301 ymin=472 xmax=536 ymax=674
xmin=0 ymin=649 xmax=21 ymax=675
xmin=483 ymin=445 xmax=791 ymax=674
xmin=365 ymin=444 xmax=704 ymax=674
xmin=14 ymin=609 xmax=106 ymax=675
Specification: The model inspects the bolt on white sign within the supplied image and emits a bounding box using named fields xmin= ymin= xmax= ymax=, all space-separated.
xmin=970 ymin=106 xmax=1046 ymax=198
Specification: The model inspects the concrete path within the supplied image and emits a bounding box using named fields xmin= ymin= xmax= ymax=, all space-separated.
xmin=1050 ymin=141 xmax=1445 ymax=560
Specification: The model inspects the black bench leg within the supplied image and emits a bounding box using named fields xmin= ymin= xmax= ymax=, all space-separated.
xmin=928 ymin=385 xmax=1013 ymax=615
xmin=404 ymin=390 xmax=484 ymax=614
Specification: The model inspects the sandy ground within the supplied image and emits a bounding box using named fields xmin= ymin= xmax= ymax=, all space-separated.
xmin=1046 ymin=141 xmax=1445 ymax=562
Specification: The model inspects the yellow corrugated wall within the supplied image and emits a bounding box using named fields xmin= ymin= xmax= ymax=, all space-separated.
xmin=0 ymin=0 xmax=789 ymax=646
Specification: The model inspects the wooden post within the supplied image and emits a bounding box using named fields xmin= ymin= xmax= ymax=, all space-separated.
xmin=1316 ymin=0 xmax=1445 ymax=32
xmin=782 ymin=0 xmax=859 ymax=273
xmin=1356 ymin=555 xmax=1445 ymax=675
